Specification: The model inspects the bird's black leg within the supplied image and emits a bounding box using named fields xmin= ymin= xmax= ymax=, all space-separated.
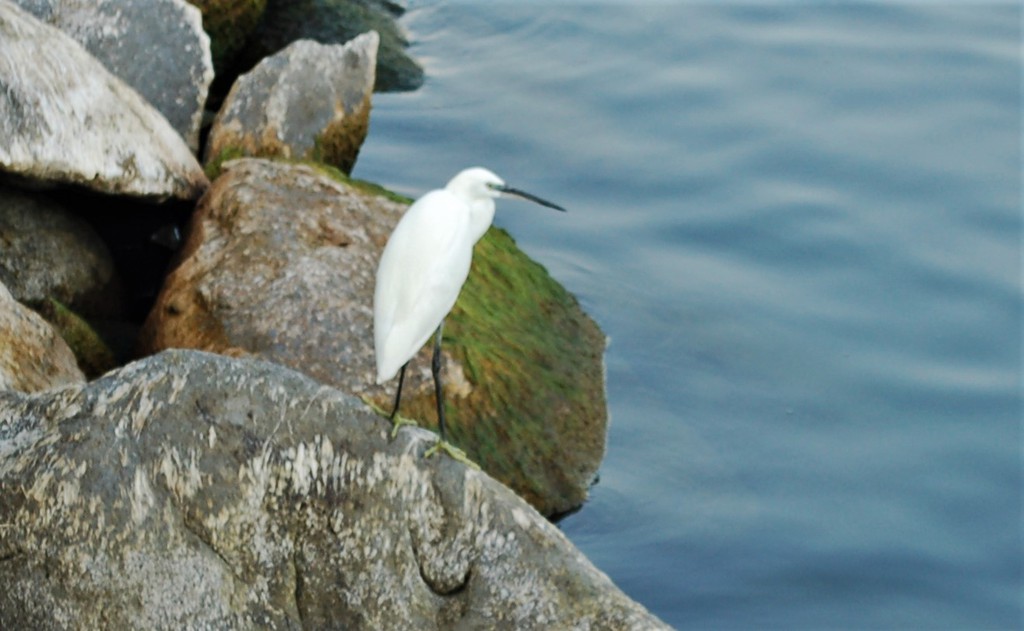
xmin=422 ymin=320 xmax=479 ymax=469
xmin=389 ymin=362 xmax=408 ymax=421
xmin=386 ymin=362 xmax=417 ymax=439
xmin=431 ymin=320 xmax=446 ymax=442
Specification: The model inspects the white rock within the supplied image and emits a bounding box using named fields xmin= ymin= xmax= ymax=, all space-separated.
xmin=13 ymin=0 xmax=214 ymax=153
xmin=0 ymin=0 xmax=208 ymax=200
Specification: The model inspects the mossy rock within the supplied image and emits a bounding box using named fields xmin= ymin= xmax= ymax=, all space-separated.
xmin=386 ymin=227 xmax=608 ymax=516
xmin=36 ymin=299 xmax=117 ymax=379
xmin=189 ymin=0 xmax=269 ymax=72
xmin=240 ymin=0 xmax=424 ymax=92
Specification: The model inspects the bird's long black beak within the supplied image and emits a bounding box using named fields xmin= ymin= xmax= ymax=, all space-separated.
xmin=497 ymin=185 xmax=567 ymax=212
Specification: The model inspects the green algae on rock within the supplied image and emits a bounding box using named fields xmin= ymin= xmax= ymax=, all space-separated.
xmin=37 ymin=299 xmax=118 ymax=380
xmin=392 ymin=227 xmax=608 ymax=516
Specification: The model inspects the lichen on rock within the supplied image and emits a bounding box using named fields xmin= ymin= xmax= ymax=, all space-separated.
xmin=0 ymin=350 xmax=666 ymax=629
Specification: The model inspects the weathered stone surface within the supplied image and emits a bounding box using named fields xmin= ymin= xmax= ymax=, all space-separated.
xmin=139 ymin=158 xmax=608 ymax=517
xmin=0 ymin=185 xmax=121 ymax=318
xmin=139 ymin=158 xmax=397 ymax=373
xmin=0 ymin=280 xmax=84 ymax=392
xmin=0 ymin=349 xmax=667 ymax=629
xmin=206 ymin=34 xmax=377 ymax=175
xmin=14 ymin=0 xmax=214 ymax=153
xmin=0 ymin=1 xmax=208 ymax=200
xmin=243 ymin=0 xmax=424 ymax=93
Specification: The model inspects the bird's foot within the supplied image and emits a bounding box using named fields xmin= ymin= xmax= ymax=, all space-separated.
xmin=390 ymin=415 xmax=418 ymax=439
xmin=424 ymin=439 xmax=481 ymax=470
xmin=359 ymin=396 xmax=385 ymax=416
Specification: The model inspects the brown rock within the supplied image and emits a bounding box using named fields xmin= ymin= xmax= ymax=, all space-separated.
xmin=140 ymin=159 xmax=394 ymax=381
xmin=0 ymin=280 xmax=84 ymax=392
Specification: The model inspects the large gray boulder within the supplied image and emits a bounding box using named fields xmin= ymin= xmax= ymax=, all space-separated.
xmin=14 ymin=0 xmax=213 ymax=152
xmin=139 ymin=159 xmax=608 ymax=517
xmin=0 ymin=349 xmax=667 ymax=629
xmin=0 ymin=1 xmax=208 ymax=200
xmin=205 ymin=33 xmax=378 ymax=175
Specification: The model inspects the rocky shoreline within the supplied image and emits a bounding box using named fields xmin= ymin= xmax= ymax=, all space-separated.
xmin=0 ymin=1 xmax=667 ymax=628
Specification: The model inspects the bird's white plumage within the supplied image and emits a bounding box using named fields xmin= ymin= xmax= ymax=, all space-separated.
xmin=373 ymin=168 xmax=504 ymax=383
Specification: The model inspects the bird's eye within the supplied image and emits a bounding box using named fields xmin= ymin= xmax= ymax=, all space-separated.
xmin=486 ymin=183 xmax=498 ymax=190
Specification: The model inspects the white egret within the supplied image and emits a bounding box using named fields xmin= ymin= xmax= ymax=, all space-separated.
xmin=373 ymin=167 xmax=565 ymax=463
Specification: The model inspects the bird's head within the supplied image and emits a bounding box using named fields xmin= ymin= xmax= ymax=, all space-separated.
xmin=446 ymin=167 xmax=566 ymax=211
xmin=446 ymin=167 xmax=505 ymax=202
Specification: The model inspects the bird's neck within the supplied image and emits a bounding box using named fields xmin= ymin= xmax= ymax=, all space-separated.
xmin=468 ymin=200 xmax=496 ymax=244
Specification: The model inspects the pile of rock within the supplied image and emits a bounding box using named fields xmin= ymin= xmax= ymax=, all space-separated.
xmin=0 ymin=1 xmax=662 ymax=628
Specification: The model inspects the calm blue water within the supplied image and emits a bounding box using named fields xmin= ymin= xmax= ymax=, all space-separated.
xmin=351 ymin=3 xmax=1022 ymax=628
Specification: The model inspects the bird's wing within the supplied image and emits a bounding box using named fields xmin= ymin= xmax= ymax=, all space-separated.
xmin=373 ymin=191 xmax=474 ymax=382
